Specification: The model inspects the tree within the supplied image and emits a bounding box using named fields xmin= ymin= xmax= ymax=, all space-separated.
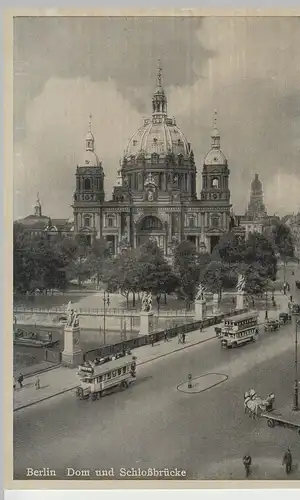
xmin=136 ymin=240 xmax=179 ymax=299
xmin=13 ymin=224 xmax=68 ymax=294
xmin=270 ymin=222 xmax=294 ymax=260
xmin=84 ymin=238 xmax=110 ymax=286
xmin=243 ymin=233 xmax=277 ymax=281
xmin=103 ymin=248 xmax=141 ymax=307
xmin=173 ymin=240 xmax=210 ymax=306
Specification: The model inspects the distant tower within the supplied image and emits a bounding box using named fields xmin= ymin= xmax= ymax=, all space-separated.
xmin=34 ymin=193 xmax=42 ymax=217
xmin=246 ymin=174 xmax=267 ymax=219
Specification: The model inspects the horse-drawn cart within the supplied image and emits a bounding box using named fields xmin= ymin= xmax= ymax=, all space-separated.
xmin=261 ymin=411 xmax=300 ymax=436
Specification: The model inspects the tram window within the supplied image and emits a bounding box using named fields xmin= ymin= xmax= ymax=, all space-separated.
xmin=107 ymin=373 xmax=111 ymax=380
xmin=112 ymin=370 xmax=117 ymax=377
xmin=122 ymin=367 xmax=126 ymax=374
xmin=118 ymin=369 xmax=122 ymax=375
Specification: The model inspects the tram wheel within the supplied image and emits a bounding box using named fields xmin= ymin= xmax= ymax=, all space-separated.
xmin=232 ymin=343 xmax=237 ymax=348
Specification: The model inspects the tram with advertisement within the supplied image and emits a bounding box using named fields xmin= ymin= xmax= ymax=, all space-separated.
xmin=76 ymin=355 xmax=137 ymax=401
xmin=219 ymin=311 xmax=259 ymax=348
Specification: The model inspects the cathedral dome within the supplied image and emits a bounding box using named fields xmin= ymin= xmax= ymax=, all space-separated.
xmin=82 ymin=149 xmax=101 ymax=167
xmin=125 ymin=61 xmax=190 ymax=159
xmin=204 ymin=149 xmax=227 ymax=166
xmin=125 ymin=118 xmax=190 ymax=157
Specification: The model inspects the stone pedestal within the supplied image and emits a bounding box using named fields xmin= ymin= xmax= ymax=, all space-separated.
xmin=212 ymin=293 xmax=220 ymax=315
xmin=62 ymin=326 xmax=83 ymax=367
xmin=139 ymin=311 xmax=154 ymax=336
xmin=236 ymin=291 xmax=245 ymax=310
xmin=194 ymin=299 xmax=207 ymax=321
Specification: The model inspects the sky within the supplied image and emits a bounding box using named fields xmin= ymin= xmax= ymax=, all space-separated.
xmin=13 ymin=15 xmax=300 ymax=220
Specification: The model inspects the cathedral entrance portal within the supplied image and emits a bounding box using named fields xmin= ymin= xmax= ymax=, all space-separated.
xmin=136 ymin=215 xmax=165 ymax=250
xmin=210 ymin=235 xmax=220 ymax=253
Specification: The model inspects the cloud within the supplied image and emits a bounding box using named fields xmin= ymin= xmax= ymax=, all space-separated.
xmin=168 ymin=17 xmax=300 ymax=214
xmin=13 ymin=16 xmax=300 ymax=218
xmin=14 ymin=77 xmax=142 ymax=219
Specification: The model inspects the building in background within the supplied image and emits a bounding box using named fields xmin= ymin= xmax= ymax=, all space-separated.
xmin=15 ymin=193 xmax=74 ymax=238
xmin=281 ymin=213 xmax=300 ymax=259
xmin=238 ymin=173 xmax=276 ymax=238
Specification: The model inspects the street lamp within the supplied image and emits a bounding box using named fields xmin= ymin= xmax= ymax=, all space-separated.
xmin=102 ymin=290 xmax=110 ymax=346
xmin=265 ymin=290 xmax=268 ymax=320
xmin=293 ymin=318 xmax=300 ymax=411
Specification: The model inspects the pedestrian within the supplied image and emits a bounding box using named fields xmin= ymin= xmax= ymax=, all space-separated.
xmin=182 ymin=332 xmax=186 ymax=344
xmin=151 ymin=335 xmax=155 ymax=347
xmin=17 ymin=373 xmax=24 ymax=389
xmin=265 ymin=310 xmax=268 ymax=320
xmin=243 ymin=454 xmax=252 ymax=478
xmin=35 ymin=377 xmax=40 ymax=390
xmin=282 ymin=449 xmax=292 ymax=475
xmin=178 ymin=332 xmax=182 ymax=344
xmin=164 ymin=331 xmax=169 ymax=342
xmin=199 ymin=322 xmax=203 ymax=333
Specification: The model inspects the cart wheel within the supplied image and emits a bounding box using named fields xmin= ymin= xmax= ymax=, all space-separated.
xmin=267 ymin=419 xmax=275 ymax=428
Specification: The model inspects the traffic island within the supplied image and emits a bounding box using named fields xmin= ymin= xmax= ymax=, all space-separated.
xmin=177 ymin=373 xmax=228 ymax=394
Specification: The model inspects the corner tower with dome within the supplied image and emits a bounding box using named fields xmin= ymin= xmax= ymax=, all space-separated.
xmin=72 ymin=64 xmax=233 ymax=254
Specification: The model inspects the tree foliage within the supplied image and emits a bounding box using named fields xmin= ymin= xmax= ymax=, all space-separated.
xmin=270 ymin=222 xmax=294 ymax=259
xmin=173 ymin=240 xmax=210 ymax=303
xmin=136 ymin=240 xmax=179 ymax=296
xmin=13 ymin=224 xmax=68 ymax=294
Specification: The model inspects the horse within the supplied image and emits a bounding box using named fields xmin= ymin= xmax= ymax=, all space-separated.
xmin=244 ymin=390 xmax=275 ymax=419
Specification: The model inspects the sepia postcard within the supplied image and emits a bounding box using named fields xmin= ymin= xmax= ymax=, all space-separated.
xmin=4 ymin=7 xmax=300 ymax=491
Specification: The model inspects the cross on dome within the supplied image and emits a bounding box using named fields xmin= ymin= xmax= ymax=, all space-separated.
xmin=157 ymin=59 xmax=162 ymax=88
xmin=214 ymin=109 xmax=218 ymax=128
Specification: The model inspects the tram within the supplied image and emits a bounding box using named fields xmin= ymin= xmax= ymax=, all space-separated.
xmin=76 ymin=355 xmax=137 ymax=401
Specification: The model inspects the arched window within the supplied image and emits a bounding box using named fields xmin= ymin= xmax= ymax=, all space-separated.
xmin=84 ymin=215 xmax=91 ymax=227
xmin=84 ymin=178 xmax=91 ymax=190
xmin=212 ymin=177 xmax=219 ymax=189
xmin=140 ymin=216 xmax=163 ymax=231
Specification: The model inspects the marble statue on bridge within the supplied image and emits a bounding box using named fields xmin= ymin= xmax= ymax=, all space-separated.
xmin=237 ymin=274 xmax=246 ymax=293
xmin=141 ymin=291 xmax=153 ymax=312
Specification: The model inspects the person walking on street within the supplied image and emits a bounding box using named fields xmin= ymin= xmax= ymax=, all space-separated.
xmin=243 ymin=454 xmax=252 ymax=478
xmin=17 ymin=373 xmax=24 ymax=389
xmin=151 ymin=335 xmax=155 ymax=347
xmin=35 ymin=377 xmax=40 ymax=390
xmin=282 ymin=449 xmax=292 ymax=475
xmin=182 ymin=332 xmax=186 ymax=344
xmin=199 ymin=323 xmax=203 ymax=333
xmin=164 ymin=331 xmax=169 ymax=342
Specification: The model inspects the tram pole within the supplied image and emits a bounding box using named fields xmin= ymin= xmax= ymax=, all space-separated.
xmin=293 ymin=319 xmax=299 ymax=411
xmin=103 ymin=290 xmax=110 ymax=346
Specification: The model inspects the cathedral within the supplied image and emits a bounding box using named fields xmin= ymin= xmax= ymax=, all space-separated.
xmin=72 ymin=64 xmax=234 ymax=256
